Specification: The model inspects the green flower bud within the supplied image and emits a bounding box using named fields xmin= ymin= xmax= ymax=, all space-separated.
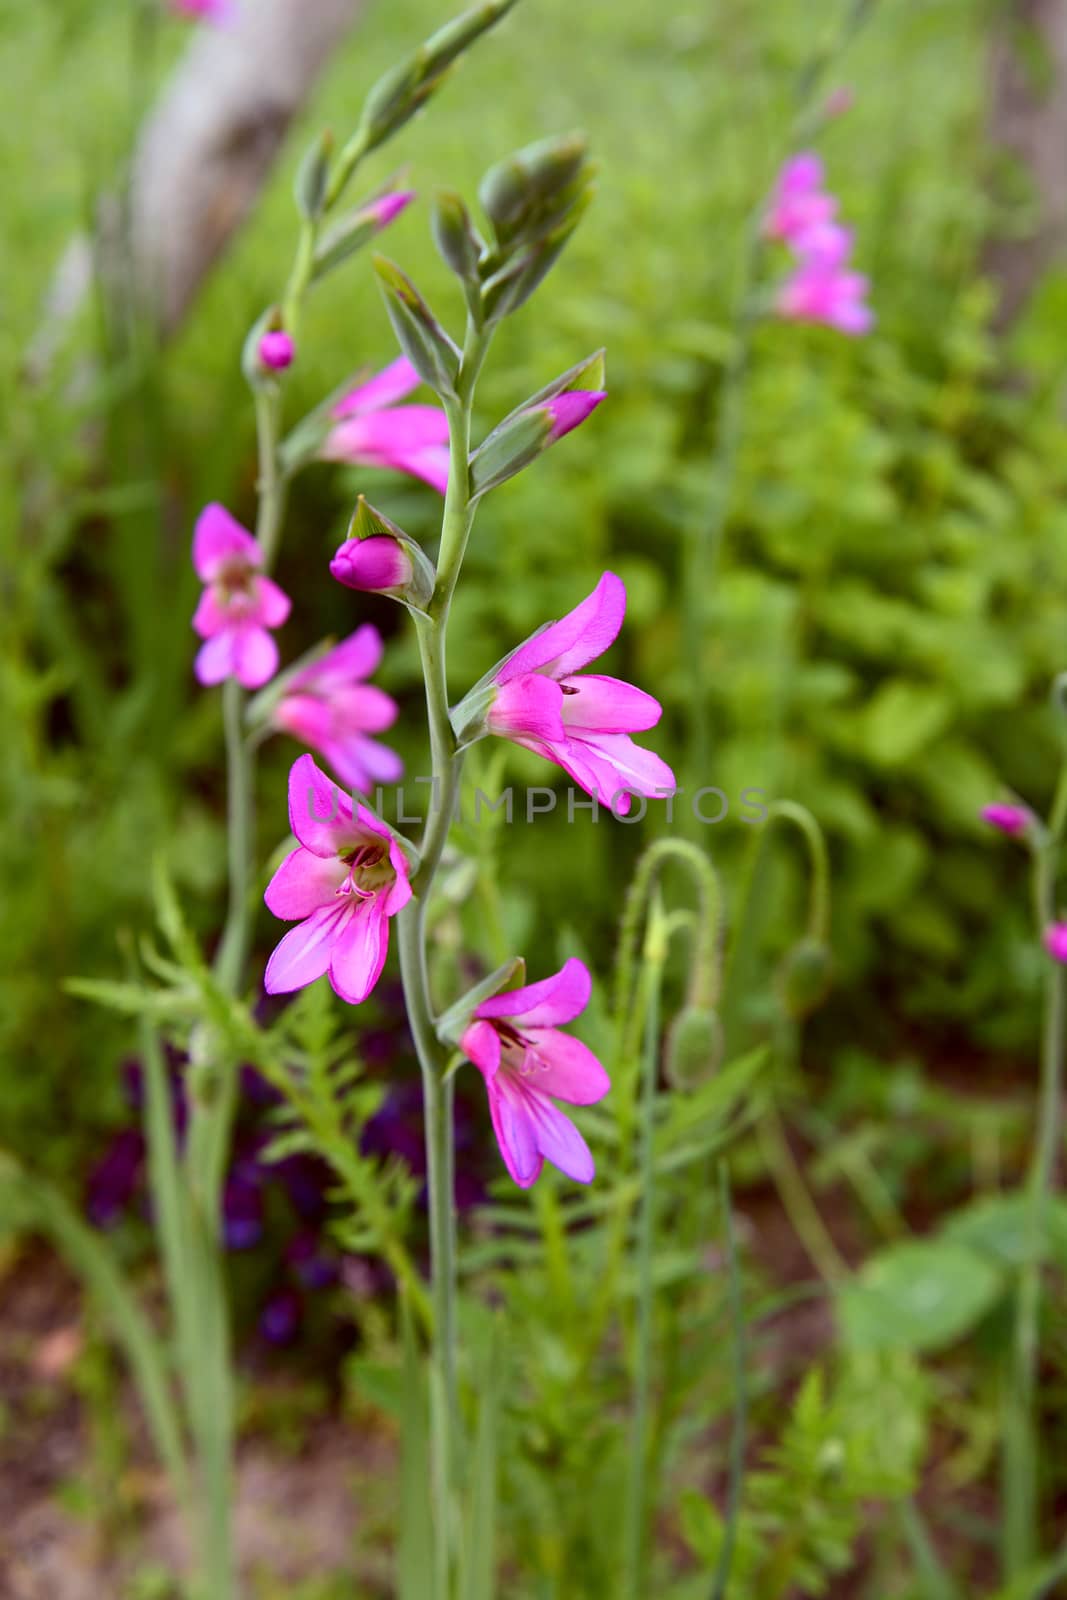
xmin=779 ymin=938 xmax=834 ymax=1020
xmin=665 ymin=1007 xmax=724 ymax=1090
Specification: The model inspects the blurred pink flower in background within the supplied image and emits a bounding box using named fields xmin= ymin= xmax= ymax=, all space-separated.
xmin=191 ymin=505 xmax=290 ymax=689
xmin=764 ymin=153 xmax=837 ymax=245
xmin=170 ymin=0 xmax=234 ymax=22
xmin=272 ymin=627 xmax=402 ymax=794
xmin=486 ymin=572 xmax=675 ymax=815
xmin=322 ymin=357 xmax=450 ymax=494
xmin=264 ymin=756 xmax=411 ymax=1004
xmin=460 ymin=958 xmax=610 ymax=1188
xmin=1044 ymin=922 xmax=1067 ymax=964
xmin=766 ymin=146 xmax=874 ymax=335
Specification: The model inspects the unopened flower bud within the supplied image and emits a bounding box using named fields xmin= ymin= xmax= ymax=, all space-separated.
xmin=329 ymin=497 xmax=435 ymax=609
xmin=331 ymin=536 xmax=413 ymax=593
xmin=981 ymin=802 xmax=1029 ymax=838
xmin=1044 ymin=922 xmax=1067 ymax=964
xmin=779 ymin=938 xmax=833 ymax=1020
xmin=665 ymin=1006 xmax=724 ymax=1090
xmin=258 ymin=331 xmax=295 ymax=371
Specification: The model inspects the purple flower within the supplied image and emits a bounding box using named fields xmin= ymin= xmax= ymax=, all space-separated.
xmin=460 ymin=958 xmax=610 ymax=1188
xmin=222 ymin=1169 xmax=264 ymax=1250
xmin=1045 ymin=922 xmax=1067 ymax=964
xmin=285 ymin=1231 xmax=339 ymax=1290
xmin=86 ymin=1130 xmax=145 ymax=1229
xmin=260 ymin=1288 xmax=303 ymax=1346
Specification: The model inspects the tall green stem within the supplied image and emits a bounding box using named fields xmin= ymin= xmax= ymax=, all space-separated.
xmin=622 ymin=932 xmax=665 ymax=1598
xmin=1005 ymin=817 xmax=1066 ymax=1576
xmin=394 ymin=321 xmax=492 ymax=1596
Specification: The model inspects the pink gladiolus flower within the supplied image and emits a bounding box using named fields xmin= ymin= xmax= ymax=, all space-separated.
xmin=259 ymin=331 xmax=295 ymax=371
xmin=264 ymin=755 xmax=412 ymax=1003
xmin=322 ymin=357 xmax=450 ymax=494
xmin=272 ymin=627 xmax=402 ymax=794
xmin=485 ymin=572 xmax=676 ymax=815
xmin=191 ymin=504 xmax=290 ymax=689
xmin=764 ymin=153 xmax=837 ymax=243
xmin=460 ymin=958 xmax=610 ymax=1188
xmin=981 ymin=803 xmax=1028 ymax=837
xmin=330 ymin=536 xmax=414 ymax=596
xmin=273 ymin=627 xmax=403 ymax=796
xmin=1044 ymin=922 xmax=1067 ymax=964
xmin=777 ymin=257 xmax=873 ymax=335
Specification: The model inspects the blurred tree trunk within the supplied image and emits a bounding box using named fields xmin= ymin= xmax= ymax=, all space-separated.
xmin=132 ymin=0 xmax=366 ymax=334
xmin=986 ymin=0 xmax=1067 ymax=326
xmin=27 ymin=0 xmax=365 ymax=375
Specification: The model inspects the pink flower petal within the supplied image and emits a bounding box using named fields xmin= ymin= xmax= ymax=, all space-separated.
xmin=574 ymin=731 xmax=677 ymax=801
xmin=560 ymin=674 xmax=662 ymax=734
xmin=523 ymin=1027 xmax=610 ymax=1104
xmin=192 ymin=503 xmax=261 ymax=582
xmin=384 ymin=840 xmax=413 ymax=915
xmin=476 ymin=957 xmax=591 ymax=1028
xmin=333 ymin=357 xmax=423 ymax=419
xmin=487 ymin=674 xmax=566 ymax=743
xmin=322 ymin=734 xmax=404 ymax=794
xmin=328 ymin=900 xmax=389 ymax=1004
xmin=488 ymin=1080 xmax=542 ymax=1187
xmin=264 ymin=902 xmax=346 ymax=994
xmin=253 ymin=575 xmax=292 ymax=629
xmin=264 ymin=846 xmax=347 ymax=920
xmin=462 ymin=1018 xmax=502 ymax=1078
xmin=287 ymin=753 xmax=355 ymax=857
xmin=523 ymin=1090 xmax=595 ymax=1184
xmin=194 ymin=630 xmax=238 ymax=685
xmin=496 ymin=572 xmax=627 ymax=684
xmin=332 ymin=684 xmax=399 ymax=735
xmin=192 ymin=587 xmax=227 ymax=639
xmin=232 ymin=625 xmax=279 ymax=689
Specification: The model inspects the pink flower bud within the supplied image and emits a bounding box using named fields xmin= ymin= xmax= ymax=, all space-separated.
xmin=370 ymin=190 xmax=416 ymax=231
xmin=544 ymin=390 xmax=607 ymax=441
xmin=981 ymin=803 xmax=1029 ymax=837
xmin=259 ymin=331 xmax=295 ymax=371
xmin=330 ymin=536 xmax=414 ymax=595
xmin=824 ymin=86 xmax=854 ymax=119
xmin=1044 ymin=922 xmax=1067 ymax=964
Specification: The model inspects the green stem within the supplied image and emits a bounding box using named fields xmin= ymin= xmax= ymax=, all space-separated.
xmin=622 ymin=933 xmax=665 ymax=1599
xmin=394 ymin=319 xmax=493 ymax=1598
xmin=1005 ymin=826 xmax=1066 ymax=1576
xmin=710 ymin=1162 xmax=747 ymax=1600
